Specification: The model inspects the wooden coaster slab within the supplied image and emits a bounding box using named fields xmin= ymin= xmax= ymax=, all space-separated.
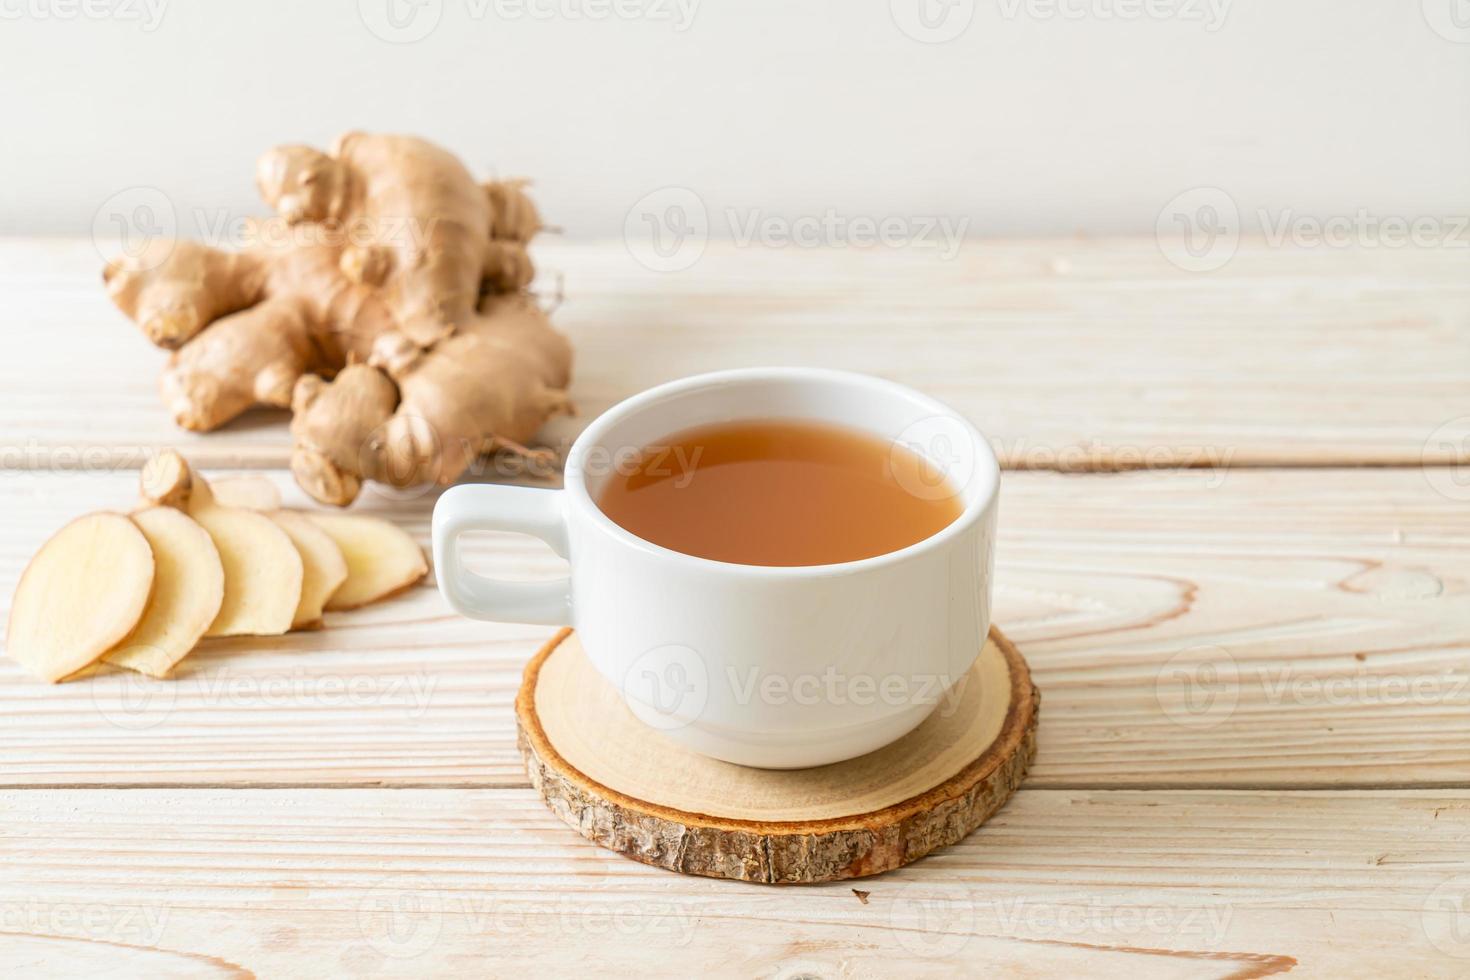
xmin=516 ymin=627 xmax=1038 ymax=884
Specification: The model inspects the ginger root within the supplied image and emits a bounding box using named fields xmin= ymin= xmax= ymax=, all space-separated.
xmin=289 ymin=293 xmax=571 ymax=504
xmin=104 ymin=132 xmax=573 ymax=506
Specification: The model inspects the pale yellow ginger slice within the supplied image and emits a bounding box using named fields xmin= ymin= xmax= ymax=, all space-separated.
xmin=141 ymin=451 xmax=303 ymax=637
xmin=103 ymin=506 xmax=225 ymax=677
xmin=306 ymin=512 xmax=428 ymax=610
xmin=268 ymin=510 xmax=348 ymax=629
xmin=6 ymin=512 xmax=155 ymax=682
xmin=209 ymin=475 xmax=282 ymax=511
xmin=194 ymin=507 xmax=302 ymax=637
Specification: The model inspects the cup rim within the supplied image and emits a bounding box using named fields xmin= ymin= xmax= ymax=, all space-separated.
xmin=562 ymin=367 xmax=998 ymax=577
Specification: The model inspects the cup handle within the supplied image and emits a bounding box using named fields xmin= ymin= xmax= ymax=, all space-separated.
xmin=432 ymin=484 xmax=572 ymax=625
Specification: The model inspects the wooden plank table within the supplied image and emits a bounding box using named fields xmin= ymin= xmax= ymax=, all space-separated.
xmin=2 ymin=237 xmax=1468 ymax=976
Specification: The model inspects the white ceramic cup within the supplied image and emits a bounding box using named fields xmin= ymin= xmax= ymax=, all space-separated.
xmin=432 ymin=367 xmax=999 ymax=768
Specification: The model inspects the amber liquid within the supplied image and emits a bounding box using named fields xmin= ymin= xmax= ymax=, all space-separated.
xmin=595 ymin=419 xmax=963 ymax=566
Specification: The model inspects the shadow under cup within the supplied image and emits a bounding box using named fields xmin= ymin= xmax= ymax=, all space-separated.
xmin=563 ymin=368 xmax=999 ymax=768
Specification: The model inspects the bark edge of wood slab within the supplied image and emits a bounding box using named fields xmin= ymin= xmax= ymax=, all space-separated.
xmin=515 ymin=626 xmax=1039 ymax=884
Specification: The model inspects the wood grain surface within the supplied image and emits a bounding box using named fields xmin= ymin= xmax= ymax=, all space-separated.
xmin=1 ymin=465 xmax=1463 ymax=790
xmin=2 ymin=788 xmax=1467 ymax=976
xmin=4 ymin=237 xmax=1468 ymax=471
xmin=2 ymin=238 xmax=1468 ymax=975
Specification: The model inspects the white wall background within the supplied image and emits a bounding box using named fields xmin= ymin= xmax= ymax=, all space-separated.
xmin=1 ymin=0 xmax=1467 ymax=239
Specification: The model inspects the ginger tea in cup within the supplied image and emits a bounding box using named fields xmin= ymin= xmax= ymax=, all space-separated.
xmin=595 ymin=419 xmax=962 ymax=566
xmin=433 ymin=367 xmax=999 ymax=768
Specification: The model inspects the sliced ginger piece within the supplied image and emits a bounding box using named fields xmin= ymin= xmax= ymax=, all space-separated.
xmin=268 ymin=510 xmax=348 ymax=629
xmin=306 ymin=512 xmax=428 ymax=610
xmin=193 ymin=507 xmax=302 ymax=637
xmin=209 ymin=475 xmax=282 ymax=511
xmin=6 ymin=512 xmax=155 ymax=682
xmin=141 ymin=451 xmax=303 ymax=637
xmin=103 ymin=506 xmax=225 ymax=677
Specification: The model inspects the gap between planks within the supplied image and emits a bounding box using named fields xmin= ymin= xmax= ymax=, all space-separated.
xmin=2 ymin=457 xmax=1462 ymax=473
xmin=9 ymin=779 xmax=1470 ymax=793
